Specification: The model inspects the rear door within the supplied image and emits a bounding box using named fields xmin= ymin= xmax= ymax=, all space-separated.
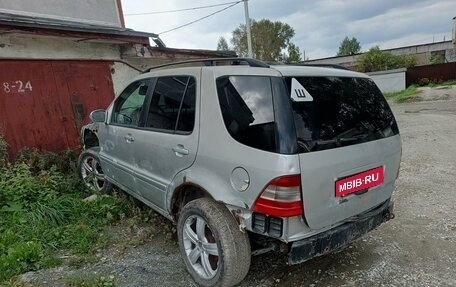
xmin=132 ymin=70 xmax=200 ymax=210
xmin=285 ymin=76 xmax=401 ymax=230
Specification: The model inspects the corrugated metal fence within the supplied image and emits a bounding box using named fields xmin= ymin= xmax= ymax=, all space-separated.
xmin=406 ymin=62 xmax=456 ymax=86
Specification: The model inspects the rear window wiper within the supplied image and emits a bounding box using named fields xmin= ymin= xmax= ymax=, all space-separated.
xmin=297 ymin=136 xmax=363 ymax=152
xmin=314 ymin=136 xmax=365 ymax=146
xmin=297 ymin=126 xmax=372 ymax=152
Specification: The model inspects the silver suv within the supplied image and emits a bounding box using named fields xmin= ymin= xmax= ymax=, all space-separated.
xmin=78 ymin=58 xmax=401 ymax=287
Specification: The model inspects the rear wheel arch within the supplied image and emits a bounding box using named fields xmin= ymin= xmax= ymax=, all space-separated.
xmin=170 ymin=183 xmax=215 ymax=221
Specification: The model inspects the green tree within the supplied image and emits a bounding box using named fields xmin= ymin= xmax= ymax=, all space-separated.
xmin=337 ymin=36 xmax=361 ymax=56
xmin=401 ymin=54 xmax=417 ymax=68
xmin=216 ymin=36 xmax=229 ymax=51
xmin=284 ymin=43 xmax=302 ymax=63
xmin=357 ymin=46 xmax=416 ymax=72
xmin=231 ymin=19 xmax=296 ymax=61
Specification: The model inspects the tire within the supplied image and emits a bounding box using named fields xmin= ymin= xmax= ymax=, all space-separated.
xmin=77 ymin=148 xmax=113 ymax=193
xmin=177 ymin=198 xmax=251 ymax=287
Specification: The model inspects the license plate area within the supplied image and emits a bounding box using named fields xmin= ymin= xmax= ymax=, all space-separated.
xmin=335 ymin=166 xmax=384 ymax=197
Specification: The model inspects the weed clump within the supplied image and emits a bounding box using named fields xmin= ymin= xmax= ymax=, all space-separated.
xmin=384 ymin=85 xmax=420 ymax=102
xmin=0 ymin=139 xmax=133 ymax=282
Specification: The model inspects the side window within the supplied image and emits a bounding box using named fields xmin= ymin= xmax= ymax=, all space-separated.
xmin=111 ymin=80 xmax=149 ymax=126
xmin=216 ymin=76 xmax=276 ymax=152
xmin=145 ymin=76 xmax=196 ymax=133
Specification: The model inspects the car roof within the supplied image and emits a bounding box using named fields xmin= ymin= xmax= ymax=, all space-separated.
xmin=139 ymin=64 xmax=369 ymax=79
xmin=138 ymin=58 xmax=370 ymax=80
xmin=271 ymin=65 xmax=370 ymax=78
xmin=139 ymin=65 xmax=282 ymax=79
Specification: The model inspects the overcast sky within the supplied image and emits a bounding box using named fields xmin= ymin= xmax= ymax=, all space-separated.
xmin=121 ymin=0 xmax=455 ymax=60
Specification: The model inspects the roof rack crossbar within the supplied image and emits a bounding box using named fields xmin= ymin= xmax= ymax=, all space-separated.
xmin=143 ymin=57 xmax=269 ymax=73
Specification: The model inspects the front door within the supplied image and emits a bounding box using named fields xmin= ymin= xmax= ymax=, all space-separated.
xmin=132 ymin=71 xmax=200 ymax=210
xmin=99 ymin=78 xmax=151 ymax=192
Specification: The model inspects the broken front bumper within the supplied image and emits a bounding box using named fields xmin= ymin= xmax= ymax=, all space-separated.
xmin=289 ymin=200 xmax=394 ymax=265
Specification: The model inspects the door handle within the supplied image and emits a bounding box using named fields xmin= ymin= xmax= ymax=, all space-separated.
xmin=173 ymin=144 xmax=189 ymax=157
xmin=124 ymin=134 xmax=135 ymax=143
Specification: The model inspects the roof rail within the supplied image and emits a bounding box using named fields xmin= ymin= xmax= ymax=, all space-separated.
xmin=143 ymin=57 xmax=269 ymax=73
xmin=293 ymin=63 xmax=350 ymax=70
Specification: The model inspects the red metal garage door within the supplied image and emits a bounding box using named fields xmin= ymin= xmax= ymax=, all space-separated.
xmin=0 ymin=60 xmax=114 ymax=156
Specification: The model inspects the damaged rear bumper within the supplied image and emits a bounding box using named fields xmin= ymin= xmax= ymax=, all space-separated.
xmin=289 ymin=200 xmax=394 ymax=265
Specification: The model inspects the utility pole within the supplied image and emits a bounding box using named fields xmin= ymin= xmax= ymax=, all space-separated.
xmin=453 ymin=16 xmax=456 ymax=46
xmin=243 ymin=0 xmax=253 ymax=58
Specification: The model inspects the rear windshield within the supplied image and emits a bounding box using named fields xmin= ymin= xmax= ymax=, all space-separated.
xmin=285 ymin=76 xmax=399 ymax=153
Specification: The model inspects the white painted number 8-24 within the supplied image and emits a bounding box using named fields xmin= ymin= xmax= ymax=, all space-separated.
xmin=2 ymin=80 xmax=33 ymax=93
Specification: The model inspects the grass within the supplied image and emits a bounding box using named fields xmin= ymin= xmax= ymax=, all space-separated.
xmin=0 ymin=279 xmax=36 ymax=287
xmin=0 ymin=138 xmax=142 ymax=283
xmin=439 ymin=79 xmax=456 ymax=87
xmin=0 ymin=282 xmax=35 ymax=287
xmin=384 ymin=85 xmax=420 ymax=102
xmin=385 ymin=79 xmax=456 ymax=102
xmin=429 ymin=79 xmax=456 ymax=87
xmin=422 ymin=79 xmax=456 ymax=88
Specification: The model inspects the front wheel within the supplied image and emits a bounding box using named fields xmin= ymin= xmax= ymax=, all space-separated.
xmin=177 ymin=198 xmax=251 ymax=287
xmin=77 ymin=148 xmax=113 ymax=193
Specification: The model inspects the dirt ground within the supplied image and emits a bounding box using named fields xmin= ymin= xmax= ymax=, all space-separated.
xmin=21 ymin=90 xmax=456 ymax=287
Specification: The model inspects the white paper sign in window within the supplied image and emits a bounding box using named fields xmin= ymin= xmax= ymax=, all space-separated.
xmin=290 ymin=78 xmax=313 ymax=102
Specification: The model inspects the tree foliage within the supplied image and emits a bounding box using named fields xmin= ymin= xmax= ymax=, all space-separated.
xmin=337 ymin=36 xmax=361 ymax=56
xmin=216 ymin=36 xmax=229 ymax=51
xmin=283 ymin=43 xmax=302 ymax=63
xmin=230 ymin=19 xmax=297 ymax=62
xmin=429 ymin=53 xmax=445 ymax=65
xmin=357 ymin=46 xmax=417 ymax=72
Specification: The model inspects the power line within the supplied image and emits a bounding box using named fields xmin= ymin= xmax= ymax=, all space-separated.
xmin=158 ymin=1 xmax=242 ymax=35
xmin=125 ymin=1 xmax=241 ymax=16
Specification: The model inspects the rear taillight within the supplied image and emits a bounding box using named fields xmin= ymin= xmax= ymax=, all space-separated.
xmin=252 ymin=175 xmax=303 ymax=217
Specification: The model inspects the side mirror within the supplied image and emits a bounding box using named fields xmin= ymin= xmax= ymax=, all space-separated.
xmin=89 ymin=109 xmax=106 ymax=123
